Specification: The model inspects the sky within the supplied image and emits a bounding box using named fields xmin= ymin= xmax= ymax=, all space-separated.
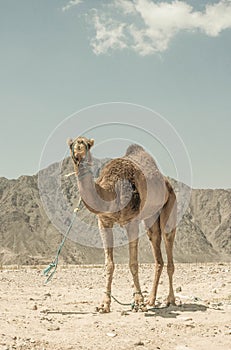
xmin=0 ymin=0 xmax=231 ymax=189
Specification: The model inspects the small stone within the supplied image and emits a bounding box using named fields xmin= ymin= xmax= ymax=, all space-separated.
xmin=186 ymin=324 xmax=195 ymax=328
xmin=121 ymin=310 xmax=129 ymax=316
xmin=212 ymin=289 xmax=217 ymax=293
xmin=193 ymin=297 xmax=200 ymax=302
xmin=142 ymin=290 xmax=148 ymax=294
xmin=32 ymin=304 xmax=38 ymax=310
xmin=178 ymin=317 xmax=193 ymax=322
xmin=40 ymin=309 xmax=49 ymax=314
xmin=176 ymin=287 xmax=182 ymax=293
xmin=106 ymin=332 xmax=117 ymax=337
xmin=44 ymin=293 xmax=51 ymax=297
xmin=47 ymin=326 xmax=60 ymax=331
xmin=134 ymin=340 xmax=144 ymax=346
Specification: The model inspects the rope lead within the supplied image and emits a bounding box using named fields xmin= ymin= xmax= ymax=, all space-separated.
xmin=43 ymin=198 xmax=82 ymax=284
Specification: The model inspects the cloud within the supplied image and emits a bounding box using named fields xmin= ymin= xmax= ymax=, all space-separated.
xmin=90 ymin=12 xmax=128 ymax=54
xmin=62 ymin=0 xmax=83 ymax=12
xmin=89 ymin=0 xmax=231 ymax=55
xmin=112 ymin=0 xmax=137 ymax=14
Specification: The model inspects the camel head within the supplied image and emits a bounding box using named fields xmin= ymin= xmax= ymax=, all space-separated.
xmin=67 ymin=136 xmax=94 ymax=167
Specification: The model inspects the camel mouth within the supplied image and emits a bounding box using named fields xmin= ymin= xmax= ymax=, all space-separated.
xmin=74 ymin=153 xmax=86 ymax=166
xmin=70 ymin=137 xmax=92 ymax=167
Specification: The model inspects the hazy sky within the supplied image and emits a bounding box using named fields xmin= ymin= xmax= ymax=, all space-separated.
xmin=0 ymin=0 xmax=230 ymax=188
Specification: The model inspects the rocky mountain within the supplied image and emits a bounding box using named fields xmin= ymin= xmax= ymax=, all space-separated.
xmin=0 ymin=157 xmax=230 ymax=265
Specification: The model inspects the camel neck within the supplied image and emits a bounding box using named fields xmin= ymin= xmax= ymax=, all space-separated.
xmin=77 ymin=161 xmax=93 ymax=180
xmin=77 ymin=161 xmax=101 ymax=214
xmin=76 ymin=161 xmax=116 ymax=214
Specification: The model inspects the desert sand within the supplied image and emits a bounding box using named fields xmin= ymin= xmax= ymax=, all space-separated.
xmin=0 ymin=263 xmax=230 ymax=350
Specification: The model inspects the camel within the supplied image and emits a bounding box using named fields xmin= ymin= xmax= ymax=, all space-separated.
xmin=67 ymin=136 xmax=177 ymax=313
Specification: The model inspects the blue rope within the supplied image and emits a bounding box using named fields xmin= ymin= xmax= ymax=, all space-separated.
xmin=43 ymin=200 xmax=81 ymax=284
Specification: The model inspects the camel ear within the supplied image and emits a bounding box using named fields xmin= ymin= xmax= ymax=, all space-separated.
xmin=67 ymin=138 xmax=73 ymax=148
xmin=88 ymin=138 xmax=94 ymax=149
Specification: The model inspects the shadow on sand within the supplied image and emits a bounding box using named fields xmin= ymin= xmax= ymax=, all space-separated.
xmin=46 ymin=311 xmax=98 ymax=315
xmin=44 ymin=303 xmax=209 ymax=318
xmin=144 ymin=303 xmax=208 ymax=318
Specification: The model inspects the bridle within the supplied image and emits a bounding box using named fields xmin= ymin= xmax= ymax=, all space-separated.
xmin=71 ymin=139 xmax=89 ymax=165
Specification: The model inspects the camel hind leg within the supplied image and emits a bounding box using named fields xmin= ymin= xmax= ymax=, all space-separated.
xmin=160 ymin=182 xmax=177 ymax=306
xmin=144 ymin=216 xmax=164 ymax=306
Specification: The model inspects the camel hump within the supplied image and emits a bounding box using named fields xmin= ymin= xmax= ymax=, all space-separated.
xmin=125 ymin=144 xmax=145 ymax=156
xmin=125 ymin=143 xmax=163 ymax=181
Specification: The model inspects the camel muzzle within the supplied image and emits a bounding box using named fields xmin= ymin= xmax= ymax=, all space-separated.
xmin=71 ymin=141 xmax=89 ymax=166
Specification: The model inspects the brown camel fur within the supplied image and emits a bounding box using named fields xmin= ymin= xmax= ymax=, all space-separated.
xmin=67 ymin=136 xmax=177 ymax=312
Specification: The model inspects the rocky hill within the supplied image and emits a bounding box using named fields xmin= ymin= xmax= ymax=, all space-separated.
xmin=0 ymin=157 xmax=230 ymax=265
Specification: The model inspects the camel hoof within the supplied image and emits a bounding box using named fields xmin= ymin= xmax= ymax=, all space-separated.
xmin=132 ymin=303 xmax=147 ymax=312
xmin=139 ymin=304 xmax=148 ymax=312
xmin=100 ymin=308 xmax=110 ymax=314
xmin=145 ymin=298 xmax=156 ymax=307
xmin=95 ymin=305 xmax=110 ymax=313
xmin=166 ymin=298 xmax=181 ymax=307
xmin=166 ymin=298 xmax=176 ymax=307
xmin=166 ymin=302 xmax=174 ymax=307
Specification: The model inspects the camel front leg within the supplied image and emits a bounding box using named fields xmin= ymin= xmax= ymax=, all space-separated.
xmin=160 ymin=184 xmax=177 ymax=306
xmin=144 ymin=217 xmax=164 ymax=306
xmin=97 ymin=219 xmax=114 ymax=313
xmin=126 ymin=222 xmax=145 ymax=311
xmin=163 ymin=231 xmax=175 ymax=306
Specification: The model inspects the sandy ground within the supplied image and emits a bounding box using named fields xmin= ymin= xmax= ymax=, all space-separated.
xmin=0 ymin=263 xmax=230 ymax=350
